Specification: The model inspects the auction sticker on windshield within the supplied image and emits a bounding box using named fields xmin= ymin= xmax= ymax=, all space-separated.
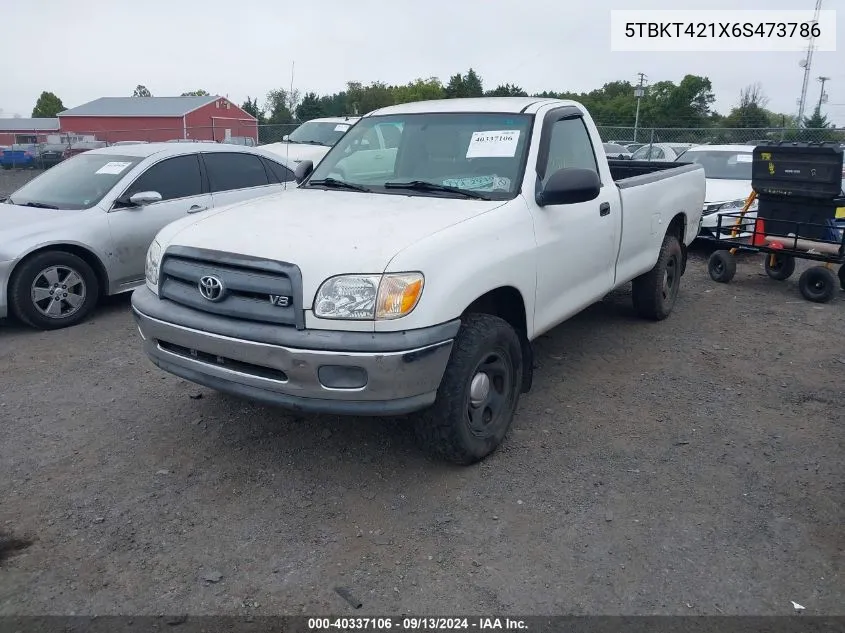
xmin=735 ymin=154 xmax=753 ymax=162
xmin=95 ymin=161 xmax=134 ymax=175
xmin=443 ymin=175 xmax=511 ymax=191
xmin=334 ymin=124 xmax=350 ymax=132
xmin=466 ymin=130 xmax=520 ymax=158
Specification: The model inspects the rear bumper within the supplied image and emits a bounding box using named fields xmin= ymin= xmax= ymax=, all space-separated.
xmin=131 ymin=286 xmax=458 ymax=416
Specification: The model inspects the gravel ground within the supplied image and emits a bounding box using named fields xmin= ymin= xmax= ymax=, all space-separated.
xmin=0 ymin=166 xmax=842 ymax=615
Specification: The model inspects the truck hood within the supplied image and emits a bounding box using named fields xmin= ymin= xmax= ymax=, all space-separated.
xmin=704 ymin=178 xmax=752 ymax=204
xmin=166 ymin=188 xmax=505 ymax=298
xmin=0 ymin=203 xmax=88 ymax=257
xmin=259 ymin=142 xmax=331 ymax=165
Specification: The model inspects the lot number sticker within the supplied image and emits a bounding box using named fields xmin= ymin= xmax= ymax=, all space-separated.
xmin=334 ymin=124 xmax=350 ymax=132
xmin=466 ymin=130 xmax=520 ymax=158
xmin=735 ymin=154 xmax=753 ymax=163
xmin=95 ymin=161 xmax=133 ymax=175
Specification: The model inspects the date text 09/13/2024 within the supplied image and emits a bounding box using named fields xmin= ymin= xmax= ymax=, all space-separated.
xmin=307 ymin=617 xmax=528 ymax=630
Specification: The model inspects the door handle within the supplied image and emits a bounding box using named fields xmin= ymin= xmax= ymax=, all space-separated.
xmin=187 ymin=205 xmax=208 ymax=214
xmin=599 ymin=202 xmax=610 ymax=216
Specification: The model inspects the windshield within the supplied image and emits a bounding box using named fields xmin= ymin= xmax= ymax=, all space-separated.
xmin=7 ymin=153 xmax=142 ymax=210
xmin=677 ymin=150 xmax=753 ymax=180
xmin=288 ymin=121 xmax=353 ymax=146
xmin=307 ymin=112 xmax=533 ymax=200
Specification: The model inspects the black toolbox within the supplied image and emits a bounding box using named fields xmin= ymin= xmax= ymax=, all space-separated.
xmin=752 ymin=142 xmax=843 ymax=200
xmin=757 ymin=195 xmax=845 ymax=242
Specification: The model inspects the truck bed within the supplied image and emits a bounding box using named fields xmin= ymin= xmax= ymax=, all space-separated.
xmin=607 ymin=159 xmax=696 ymax=186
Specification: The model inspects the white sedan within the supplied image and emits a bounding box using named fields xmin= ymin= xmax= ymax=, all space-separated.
xmin=261 ymin=116 xmax=360 ymax=165
xmin=0 ymin=142 xmax=297 ymax=330
xmin=631 ymin=143 xmax=696 ymax=162
xmin=675 ymin=144 xmax=755 ymax=239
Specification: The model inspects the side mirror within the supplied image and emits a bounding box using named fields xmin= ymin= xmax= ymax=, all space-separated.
xmin=536 ymin=168 xmax=601 ymax=207
xmin=128 ymin=191 xmax=162 ymax=206
xmin=282 ymin=135 xmax=290 ymax=142
xmin=294 ymin=160 xmax=314 ymax=184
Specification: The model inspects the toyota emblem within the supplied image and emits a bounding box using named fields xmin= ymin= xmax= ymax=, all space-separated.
xmin=198 ymin=275 xmax=225 ymax=302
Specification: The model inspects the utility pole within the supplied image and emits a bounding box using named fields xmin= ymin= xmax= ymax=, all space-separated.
xmin=633 ymin=72 xmax=647 ymax=142
xmin=797 ymin=0 xmax=823 ymax=127
xmin=816 ymin=76 xmax=830 ymax=113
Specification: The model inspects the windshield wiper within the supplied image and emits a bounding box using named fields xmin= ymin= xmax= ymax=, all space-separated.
xmin=18 ymin=201 xmax=59 ymax=209
xmin=384 ymin=180 xmax=491 ymax=200
xmin=308 ymin=178 xmax=372 ymax=193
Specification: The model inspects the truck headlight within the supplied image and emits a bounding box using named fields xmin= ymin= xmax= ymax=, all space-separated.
xmin=145 ymin=240 xmax=162 ymax=287
xmin=314 ymin=272 xmax=424 ymax=320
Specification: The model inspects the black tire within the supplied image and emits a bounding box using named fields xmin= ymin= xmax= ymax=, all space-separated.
xmin=707 ymin=250 xmax=737 ymax=283
xmin=798 ymin=266 xmax=837 ymax=303
xmin=413 ymin=313 xmax=523 ymax=465
xmin=764 ymin=253 xmax=796 ymax=281
xmin=631 ymin=233 xmax=683 ymax=321
xmin=838 ymin=265 xmax=845 ymax=291
xmin=9 ymin=251 xmax=100 ymax=330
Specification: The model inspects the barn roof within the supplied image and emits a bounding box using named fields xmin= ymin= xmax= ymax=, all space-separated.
xmin=0 ymin=117 xmax=60 ymax=131
xmin=59 ymin=96 xmax=221 ymax=117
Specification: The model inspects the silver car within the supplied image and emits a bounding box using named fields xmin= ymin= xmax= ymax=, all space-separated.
xmin=0 ymin=142 xmax=298 ymax=330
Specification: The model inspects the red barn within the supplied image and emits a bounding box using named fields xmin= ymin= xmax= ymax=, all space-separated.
xmin=0 ymin=118 xmax=60 ymax=145
xmin=57 ymin=96 xmax=258 ymax=144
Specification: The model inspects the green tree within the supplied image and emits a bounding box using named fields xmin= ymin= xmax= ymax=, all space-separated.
xmin=133 ymin=85 xmax=152 ymax=97
xmin=485 ymin=83 xmax=528 ymax=97
xmin=722 ymin=84 xmax=772 ymax=132
xmin=803 ymin=107 xmax=831 ymax=129
xmin=31 ymin=91 xmax=65 ymax=117
xmin=444 ymin=68 xmax=484 ymax=98
xmin=241 ymin=96 xmax=265 ymax=123
xmin=265 ymin=88 xmax=294 ymax=124
xmin=296 ymin=92 xmax=326 ymax=121
xmin=319 ymin=92 xmax=350 ymax=117
xmin=391 ymin=77 xmax=445 ymax=104
xmin=346 ymin=81 xmax=395 ymax=115
xmin=181 ymin=89 xmax=210 ymax=96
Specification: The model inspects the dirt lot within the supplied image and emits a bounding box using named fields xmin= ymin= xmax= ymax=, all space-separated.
xmin=0 ymin=166 xmax=843 ymax=615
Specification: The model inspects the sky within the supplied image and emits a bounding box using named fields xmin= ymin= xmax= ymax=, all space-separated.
xmin=1 ymin=0 xmax=843 ymax=125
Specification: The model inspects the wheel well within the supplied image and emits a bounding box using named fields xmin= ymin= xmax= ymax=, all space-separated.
xmin=10 ymin=245 xmax=109 ymax=296
xmin=462 ymin=286 xmax=533 ymax=393
xmin=667 ymin=212 xmax=688 ymax=274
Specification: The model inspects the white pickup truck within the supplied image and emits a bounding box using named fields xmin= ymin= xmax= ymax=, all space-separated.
xmin=132 ymin=97 xmax=705 ymax=464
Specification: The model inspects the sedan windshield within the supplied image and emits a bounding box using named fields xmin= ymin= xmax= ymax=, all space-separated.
xmin=307 ymin=112 xmax=533 ymax=200
xmin=677 ymin=150 xmax=753 ymax=180
xmin=6 ymin=153 xmax=142 ymax=210
xmin=288 ymin=121 xmax=353 ymax=146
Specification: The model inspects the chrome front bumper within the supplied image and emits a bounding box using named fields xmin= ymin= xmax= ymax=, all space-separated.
xmin=131 ymin=288 xmax=457 ymax=416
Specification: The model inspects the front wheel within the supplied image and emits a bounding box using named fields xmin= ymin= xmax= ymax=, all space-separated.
xmin=798 ymin=266 xmax=837 ymax=303
xmin=631 ymin=233 xmax=683 ymax=320
xmin=413 ymin=314 xmax=523 ymax=465
xmin=9 ymin=251 xmax=100 ymax=330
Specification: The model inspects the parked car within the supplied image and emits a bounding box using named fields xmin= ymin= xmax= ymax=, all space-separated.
xmin=625 ymin=142 xmax=645 ymax=153
xmin=63 ymin=140 xmax=108 ymax=159
xmin=223 ymin=136 xmax=257 ymax=147
xmin=0 ymin=142 xmax=299 ymax=330
xmin=1 ymin=144 xmax=39 ymax=169
xmin=602 ymin=143 xmax=632 ymax=159
xmin=37 ymin=144 xmax=67 ymax=168
xmin=166 ymin=139 xmax=216 ymax=143
xmin=132 ymin=96 xmax=705 ymax=464
xmin=631 ymin=143 xmax=696 ymax=162
xmin=261 ymin=116 xmax=360 ymax=164
xmin=110 ymin=141 xmax=148 ymax=146
xmin=675 ymin=144 xmax=755 ymax=239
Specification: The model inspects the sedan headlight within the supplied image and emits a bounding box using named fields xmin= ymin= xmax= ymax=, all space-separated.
xmin=145 ymin=240 xmax=162 ymax=287
xmin=703 ymin=198 xmax=757 ymax=216
xmin=314 ymin=272 xmax=424 ymax=320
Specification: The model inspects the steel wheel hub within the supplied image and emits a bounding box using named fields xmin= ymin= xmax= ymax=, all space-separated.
xmin=469 ymin=372 xmax=491 ymax=407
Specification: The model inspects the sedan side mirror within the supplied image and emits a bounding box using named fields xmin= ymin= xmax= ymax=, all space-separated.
xmin=294 ymin=160 xmax=314 ymax=184
xmin=536 ymin=168 xmax=601 ymax=207
xmin=282 ymin=135 xmax=290 ymax=142
xmin=129 ymin=191 xmax=163 ymax=206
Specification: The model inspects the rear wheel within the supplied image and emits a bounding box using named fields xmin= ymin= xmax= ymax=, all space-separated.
xmin=838 ymin=265 xmax=845 ymax=291
xmin=9 ymin=251 xmax=100 ymax=330
xmin=708 ymin=250 xmax=736 ymax=283
xmin=413 ymin=314 xmax=523 ymax=465
xmin=631 ymin=233 xmax=683 ymax=320
xmin=764 ymin=253 xmax=796 ymax=281
xmin=798 ymin=266 xmax=837 ymax=303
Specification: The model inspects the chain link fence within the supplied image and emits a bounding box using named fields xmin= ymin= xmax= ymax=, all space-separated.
xmin=597 ymin=126 xmax=845 ymax=146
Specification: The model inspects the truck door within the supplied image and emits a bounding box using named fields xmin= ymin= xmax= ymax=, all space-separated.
xmin=529 ymin=111 xmax=621 ymax=334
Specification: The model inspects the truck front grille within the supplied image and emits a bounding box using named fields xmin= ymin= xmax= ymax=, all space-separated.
xmin=158 ymin=246 xmax=304 ymax=328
